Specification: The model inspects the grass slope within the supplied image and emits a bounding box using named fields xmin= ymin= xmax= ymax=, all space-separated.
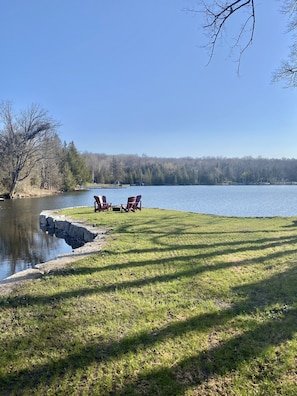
xmin=1 ymin=208 xmax=297 ymax=395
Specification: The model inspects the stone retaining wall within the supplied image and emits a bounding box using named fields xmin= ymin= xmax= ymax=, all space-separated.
xmin=0 ymin=210 xmax=109 ymax=295
xmin=40 ymin=210 xmax=99 ymax=247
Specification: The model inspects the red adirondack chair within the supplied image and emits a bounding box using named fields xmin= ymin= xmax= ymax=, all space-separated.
xmin=94 ymin=195 xmax=111 ymax=212
xmin=134 ymin=195 xmax=142 ymax=211
xmin=121 ymin=195 xmax=142 ymax=212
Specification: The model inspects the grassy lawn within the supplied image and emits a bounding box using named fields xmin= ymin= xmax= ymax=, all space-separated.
xmin=1 ymin=207 xmax=297 ymax=395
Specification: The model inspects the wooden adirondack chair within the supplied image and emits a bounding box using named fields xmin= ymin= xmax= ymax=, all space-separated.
xmin=94 ymin=195 xmax=111 ymax=212
xmin=121 ymin=195 xmax=142 ymax=212
xmin=121 ymin=196 xmax=136 ymax=212
xmin=134 ymin=195 xmax=142 ymax=211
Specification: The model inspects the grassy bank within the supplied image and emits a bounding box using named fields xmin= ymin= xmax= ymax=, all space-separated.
xmin=1 ymin=208 xmax=297 ymax=395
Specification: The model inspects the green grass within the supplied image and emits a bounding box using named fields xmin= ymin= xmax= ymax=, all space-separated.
xmin=1 ymin=208 xmax=297 ymax=395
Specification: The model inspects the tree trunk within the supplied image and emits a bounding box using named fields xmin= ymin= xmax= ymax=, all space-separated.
xmin=8 ymin=172 xmax=18 ymax=199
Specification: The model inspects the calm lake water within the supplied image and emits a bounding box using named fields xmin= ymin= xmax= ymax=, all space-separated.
xmin=1 ymin=185 xmax=297 ymax=281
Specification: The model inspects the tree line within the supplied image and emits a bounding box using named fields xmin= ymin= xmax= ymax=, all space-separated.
xmin=83 ymin=153 xmax=297 ymax=186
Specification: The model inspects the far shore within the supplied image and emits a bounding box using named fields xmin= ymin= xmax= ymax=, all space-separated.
xmin=0 ymin=187 xmax=61 ymax=200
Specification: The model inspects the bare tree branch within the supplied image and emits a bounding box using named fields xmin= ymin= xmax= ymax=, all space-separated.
xmin=186 ymin=0 xmax=255 ymax=67
xmin=187 ymin=1 xmax=297 ymax=86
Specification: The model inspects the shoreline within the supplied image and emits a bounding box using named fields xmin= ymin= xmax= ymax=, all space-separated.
xmin=0 ymin=212 xmax=109 ymax=296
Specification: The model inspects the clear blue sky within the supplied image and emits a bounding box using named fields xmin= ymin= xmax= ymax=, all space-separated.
xmin=1 ymin=1 xmax=296 ymax=159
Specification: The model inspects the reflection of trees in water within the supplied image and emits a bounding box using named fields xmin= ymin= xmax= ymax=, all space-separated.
xmin=0 ymin=199 xmax=71 ymax=277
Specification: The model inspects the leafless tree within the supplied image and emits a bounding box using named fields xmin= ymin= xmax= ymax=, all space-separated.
xmin=273 ymin=0 xmax=297 ymax=86
xmin=190 ymin=0 xmax=297 ymax=86
xmin=0 ymin=102 xmax=60 ymax=198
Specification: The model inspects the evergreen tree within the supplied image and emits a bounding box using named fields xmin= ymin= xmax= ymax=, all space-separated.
xmin=66 ymin=141 xmax=91 ymax=186
xmin=60 ymin=162 xmax=76 ymax=192
xmin=59 ymin=141 xmax=91 ymax=191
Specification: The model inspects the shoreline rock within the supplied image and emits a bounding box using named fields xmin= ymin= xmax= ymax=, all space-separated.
xmin=0 ymin=210 xmax=109 ymax=296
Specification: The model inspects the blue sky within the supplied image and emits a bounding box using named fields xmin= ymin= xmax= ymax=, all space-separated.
xmin=1 ymin=1 xmax=296 ymax=158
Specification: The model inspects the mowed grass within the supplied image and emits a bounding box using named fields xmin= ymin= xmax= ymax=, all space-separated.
xmin=1 ymin=207 xmax=297 ymax=395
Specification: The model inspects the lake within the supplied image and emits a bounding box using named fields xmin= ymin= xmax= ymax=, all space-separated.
xmin=1 ymin=184 xmax=297 ymax=281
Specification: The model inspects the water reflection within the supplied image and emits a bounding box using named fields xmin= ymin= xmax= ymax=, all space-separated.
xmin=40 ymin=223 xmax=85 ymax=249
xmin=0 ymin=198 xmax=72 ymax=280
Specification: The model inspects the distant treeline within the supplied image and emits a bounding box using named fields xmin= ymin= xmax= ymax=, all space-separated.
xmin=3 ymin=147 xmax=297 ymax=197
xmin=83 ymin=153 xmax=297 ymax=185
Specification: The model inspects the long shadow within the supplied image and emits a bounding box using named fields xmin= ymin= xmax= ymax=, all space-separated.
xmin=1 ymin=266 xmax=297 ymax=394
xmin=116 ymin=221 xmax=293 ymax=239
xmin=34 ymin=232 xmax=297 ymax=281
xmin=0 ymin=240 xmax=296 ymax=309
xmin=115 ymin=310 xmax=297 ymax=395
xmin=106 ymin=216 xmax=297 ymax=254
xmin=126 ymin=233 xmax=297 ymax=255
xmin=2 ymin=215 xmax=297 ymax=392
xmin=283 ymin=219 xmax=297 ymax=228
xmin=1 ymin=233 xmax=297 ymax=310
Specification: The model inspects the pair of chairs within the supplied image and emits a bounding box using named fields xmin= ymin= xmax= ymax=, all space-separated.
xmin=94 ymin=195 xmax=111 ymax=212
xmin=94 ymin=194 xmax=142 ymax=213
xmin=121 ymin=195 xmax=142 ymax=212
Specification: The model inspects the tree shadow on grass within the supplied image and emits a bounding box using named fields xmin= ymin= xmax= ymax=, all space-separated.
xmin=110 ymin=268 xmax=297 ymax=394
xmin=1 ymin=238 xmax=296 ymax=311
xmin=115 ymin=311 xmax=297 ymax=395
xmin=2 ymin=216 xmax=297 ymax=393
xmin=1 ymin=226 xmax=297 ymax=312
xmin=1 ymin=262 xmax=297 ymax=394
